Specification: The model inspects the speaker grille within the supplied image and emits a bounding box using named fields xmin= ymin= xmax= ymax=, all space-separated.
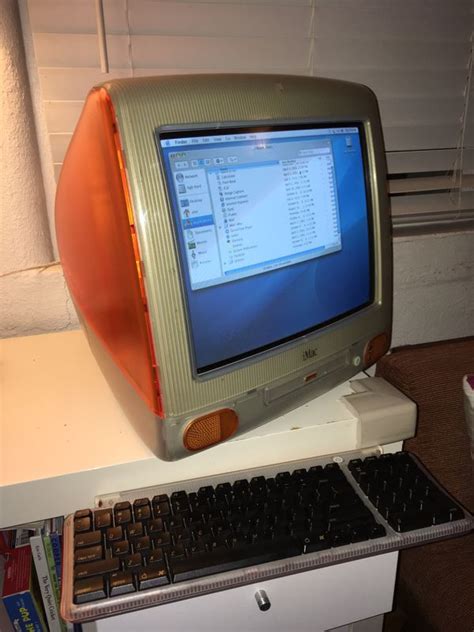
xmin=183 ymin=409 xmax=238 ymax=451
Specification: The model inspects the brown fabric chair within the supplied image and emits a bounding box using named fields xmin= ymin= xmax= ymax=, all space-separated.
xmin=376 ymin=338 xmax=474 ymax=632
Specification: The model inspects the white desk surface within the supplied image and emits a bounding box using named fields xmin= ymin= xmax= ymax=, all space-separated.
xmin=0 ymin=330 xmax=370 ymax=528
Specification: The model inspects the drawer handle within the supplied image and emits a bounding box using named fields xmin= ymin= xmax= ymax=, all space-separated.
xmin=255 ymin=589 xmax=271 ymax=612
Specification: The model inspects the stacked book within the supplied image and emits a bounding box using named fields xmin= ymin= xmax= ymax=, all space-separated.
xmin=1 ymin=518 xmax=71 ymax=632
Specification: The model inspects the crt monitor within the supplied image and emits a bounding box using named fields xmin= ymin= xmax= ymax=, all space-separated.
xmin=55 ymin=74 xmax=392 ymax=460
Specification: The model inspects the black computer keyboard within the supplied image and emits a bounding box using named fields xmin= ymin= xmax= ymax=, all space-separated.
xmin=61 ymin=450 xmax=473 ymax=623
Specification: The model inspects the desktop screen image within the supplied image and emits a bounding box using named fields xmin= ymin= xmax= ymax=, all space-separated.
xmin=158 ymin=123 xmax=373 ymax=375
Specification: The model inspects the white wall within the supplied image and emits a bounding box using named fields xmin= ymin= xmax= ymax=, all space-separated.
xmin=0 ymin=0 xmax=52 ymax=274
xmin=0 ymin=1 xmax=473 ymax=346
xmin=0 ymin=0 xmax=75 ymax=337
xmin=391 ymin=231 xmax=474 ymax=346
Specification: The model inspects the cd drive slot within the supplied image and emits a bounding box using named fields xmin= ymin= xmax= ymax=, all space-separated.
xmin=264 ymin=352 xmax=349 ymax=404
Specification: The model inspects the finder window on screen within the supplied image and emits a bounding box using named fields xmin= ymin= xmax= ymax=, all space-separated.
xmin=159 ymin=124 xmax=372 ymax=373
xmin=161 ymin=129 xmax=343 ymax=290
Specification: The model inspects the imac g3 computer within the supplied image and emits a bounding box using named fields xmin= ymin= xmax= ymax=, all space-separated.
xmin=56 ymin=74 xmax=392 ymax=460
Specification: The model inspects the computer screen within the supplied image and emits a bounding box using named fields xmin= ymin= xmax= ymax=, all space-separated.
xmin=159 ymin=124 xmax=373 ymax=374
xmin=56 ymin=74 xmax=392 ymax=460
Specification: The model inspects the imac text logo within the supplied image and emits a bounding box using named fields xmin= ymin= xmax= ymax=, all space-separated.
xmin=303 ymin=347 xmax=318 ymax=361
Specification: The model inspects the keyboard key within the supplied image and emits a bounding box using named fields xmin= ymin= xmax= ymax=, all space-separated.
xmin=349 ymin=524 xmax=371 ymax=542
xmin=127 ymin=523 xmax=144 ymax=539
xmin=115 ymin=509 xmax=132 ymax=527
xmin=250 ymin=476 xmax=266 ymax=492
xmin=144 ymin=550 xmax=164 ymax=565
xmin=168 ymin=544 xmax=186 ymax=561
xmin=169 ymin=537 xmax=302 ymax=583
xmin=115 ymin=501 xmax=131 ymax=510
xmin=152 ymin=532 xmax=171 ymax=548
xmin=133 ymin=536 xmax=151 ymax=553
xmin=171 ymin=490 xmax=188 ymax=501
xmin=166 ymin=516 xmax=185 ymax=530
xmin=187 ymin=540 xmax=207 ymax=556
xmin=135 ymin=505 xmax=152 ymax=522
xmin=94 ymin=509 xmax=113 ymax=531
xmin=112 ymin=540 xmax=130 ymax=556
xmin=110 ymin=571 xmax=136 ymax=597
xmin=152 ymin=493 xmax=168 ymax=502
xmin=330 ymin=527 xmax=351 ymax=547
xmin=74 ymin=557 xmax=120 ymax=580
xmin=448 ymin=506 xmax=465 ymax=521
xmin=153 ymin=501 xmax=170 ymax=518
xmin=134 ymin=498 xmax=150 ymax=508
xmin=74 ymin=576 xmax=106 ymax=604
xmin=302 ymin=532 xmax=331 ymax=553
xmin=171 ymin=527 xmax=191 ymax=546
xmin=123 ymin=553 xmax=142 ymax=570
xmin=74 ymin=516 xmax=91 ymax=534
xmin=74 ymin=530 xmax=102 ymax=549
xmin=75 ymin=545 xmax=103 ymax=564
xmin=148 ymin=519 xmax=165 ymax=535
xmin=137 ymin=565 xmax=170 ymax=590
xmin=216 ymin=482 xmax=232 ymax=498
xmin=276 ymin=472 xmax=291 ymax=485
xmin=106 ymin=526 xmax=123 ymax=544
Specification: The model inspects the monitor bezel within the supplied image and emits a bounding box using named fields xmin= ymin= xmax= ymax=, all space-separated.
xmin=156 ymin=119 xmax=375 ymax=380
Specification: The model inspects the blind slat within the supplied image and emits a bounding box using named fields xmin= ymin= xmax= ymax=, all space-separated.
xmin=389 ymin=175 xmax=455 ymax=195
xmin=314 ymin=6 xmax=470 ymax=41
xmin=389 ymin=175 xmax=474 ymax=195
xmin=386 ymin=149 xmax=459 ymax=174
xmin=313 ymin=39 xmax=467 ymax=70
xmin=34 ymin=33 xmax=309 ymax=69
xmin=378 ymin=97 xmax=464 ymax=126
xmin=383 ymin=125 xmax=462 ymax=152
xmin=128 ymin=2 xmax=312 ymax=37
xmin=316 ymin=0 xmax=469 ymax=11
xmin=390 ymin=191 xmax=474 ymax=215
xmin=315 ymin=68 xmax=466 ymax=99
xmin=29 ymin=1 xmax=311 ymax=37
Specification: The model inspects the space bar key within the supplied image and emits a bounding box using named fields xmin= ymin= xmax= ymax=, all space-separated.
xmin=169 ymin=538 xmax=302 ymax=583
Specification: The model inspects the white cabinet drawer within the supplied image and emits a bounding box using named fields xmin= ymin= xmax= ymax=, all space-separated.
xmin=84 ymin=552 xmax=397 ymax=632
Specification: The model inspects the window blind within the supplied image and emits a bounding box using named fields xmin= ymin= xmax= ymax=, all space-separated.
xmin=23 ymin=0 xmax=474 ymax=234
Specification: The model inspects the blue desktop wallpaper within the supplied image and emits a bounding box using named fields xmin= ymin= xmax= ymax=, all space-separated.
xmin=160 ymin=128 xmax=372 ymax=372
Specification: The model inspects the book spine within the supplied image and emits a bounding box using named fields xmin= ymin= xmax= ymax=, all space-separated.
xmin=43 ymin=536 xmax=67 ymax=632
xmin=3 ymin=592 xmax=46 ymax=632
xmin=15 ymin=528 xmax=34 ymax=548
xmin=49 ymin=533 xmax=62 ymax=590
xmin=0 ymin=530 xmax=13 ymax=556
xmin=29 ymin=535 xmax=62 ymax=632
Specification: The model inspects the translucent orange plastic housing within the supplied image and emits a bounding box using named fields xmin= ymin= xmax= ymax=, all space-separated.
xmin=55 ymin=88 xmax=162 ymax=415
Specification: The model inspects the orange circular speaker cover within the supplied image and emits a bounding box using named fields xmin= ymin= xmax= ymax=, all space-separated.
xmin=364 ymin=332 xmax=390 ymax=367
xmin=183 ymin=409 xmax=239 ymax=451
